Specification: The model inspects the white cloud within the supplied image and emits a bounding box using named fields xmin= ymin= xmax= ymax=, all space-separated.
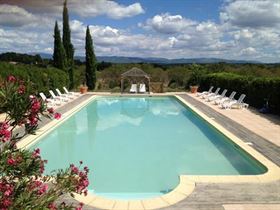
xmin=0 ymin=4 xmax=36 ymax=27
xmin=240 ymin=47 xmax=257 ymax=56
xmin=220 ymin=0 xmax=280 ymax=28
xmin=71 ymin=0 xmax=144 ymax=19
xmin=1 ymin=1 xmax=280 ymax=63
xmin=0 ymin=0 xmax=144 ymax=20
xmin=0 ymin=28 xmax=52 ymax=54
xmin=141 ymin=13 xmax=196 ymax=34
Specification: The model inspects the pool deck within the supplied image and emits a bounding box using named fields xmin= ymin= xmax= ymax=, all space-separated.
xmin=16 ymin=92 xmax=280 ymax=210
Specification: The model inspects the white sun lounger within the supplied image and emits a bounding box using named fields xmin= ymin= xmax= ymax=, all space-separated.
xmin=207 ymin=89 xmax=227 ymax=102
xmin=222 ymin=94 xmax=246 ymax=109
xmin=203 ymin=87 xmax=220 ymax=99
xmin=63 ymin=87 xmax=80 ymax=97
xmin=49 ymin=90 xmax=68 ymax=103
xmin=39 ymin=92 xmax=59 ymax=107
xmin=130 ymin=84 xmax=137 ymax=93
xmin=139 ymin=83 xmax=146 ymax=93
xmin=56 ymin=88 xmax=74 ymax=100
xmin=197 ymin=86 xmax=214 ymax=97
xmin=215 ymin=91 xmax=236 ymax=105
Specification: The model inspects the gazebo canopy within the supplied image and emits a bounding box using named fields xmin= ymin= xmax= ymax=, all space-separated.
xmin=121 ymin=67 xmax=149 ymax=78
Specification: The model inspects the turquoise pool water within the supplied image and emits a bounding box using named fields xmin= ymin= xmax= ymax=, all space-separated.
xmin=30 ymin=96 xmax=266 ymax=199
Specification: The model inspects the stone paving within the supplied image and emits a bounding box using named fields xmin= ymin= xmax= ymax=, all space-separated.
xmin=18 ymin=93 xmax=280 ymax=210
xmin=185 ymin=93 xmax=280 ymax=147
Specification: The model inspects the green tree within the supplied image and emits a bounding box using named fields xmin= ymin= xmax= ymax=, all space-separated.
xmin=53 ymin=21 xmax=66 ymax=70
xmin=85 ymin=26 xmax=97 ymax=90
xmin=63 ymin=0 xmax=74 ymax=89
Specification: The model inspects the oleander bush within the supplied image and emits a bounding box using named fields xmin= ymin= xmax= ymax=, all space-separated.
xmin=199 ymin=72 xmax=280 ymax=114
xmin=0 ymin=62 xmax=69 ymax=94
xmin=0 ymin=76 xmax=89 ymax=209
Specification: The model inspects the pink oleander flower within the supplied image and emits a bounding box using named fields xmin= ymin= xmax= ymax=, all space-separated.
xmin=1 ymin=198 xmax=12 ymax=208
xmin=29 ymin=115 xmax=38 ymax=126
xmin=70 ymin=165 xmax=79 ymax=174
xmin=47 ymin=202 xmax=57 ymax=210
xmin=32 ymin=148 xmax=40 ymax=158
xmin=18 ymin=84 xmax=25 ymax=94
xmin=31 ymin=100 xmax=41 ymax=112
xmin=54 ymin=113 xmax=61 ymax=120
xmin=7 ymin=75 xmax=16 ymax=82
xmin=0 ymin=123 xmax=11 ymax=142
xmin=37 ymin=184 xmax=48 ymax=195
xmin=47 ymin=107 xmax=54 ymax=114
xmin=4 ymin=188 xmax=13 ymax=196
xmin=0 ymin=121 xmax=9 ymax=130
xmin=0 ymin=121 xmax=11 ymax=142
xmin=75 ymin=203 xmax=84 ymax=210
xmin=7 ymin=158 xmax=16 ymax=166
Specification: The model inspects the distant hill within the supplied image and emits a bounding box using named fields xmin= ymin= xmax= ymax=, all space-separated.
xmin=30 ymin=53 xmax=262 ymax=64
xmin=93 ymin=56 xmax=261 ymax=64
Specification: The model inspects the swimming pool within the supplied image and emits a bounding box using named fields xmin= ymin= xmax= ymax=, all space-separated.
xmin=30 ymin=96 xmax=267 ymax=199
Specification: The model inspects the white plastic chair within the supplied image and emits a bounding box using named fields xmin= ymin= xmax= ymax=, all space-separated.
xmin=130 ymin=84 xmax=137 ymax=93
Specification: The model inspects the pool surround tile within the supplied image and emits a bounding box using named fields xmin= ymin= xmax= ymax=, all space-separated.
xmin=128 ymin=201 xmax=144 ymax=210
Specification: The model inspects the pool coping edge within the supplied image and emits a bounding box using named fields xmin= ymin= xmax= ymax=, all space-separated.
xmin=175 ymin=95 xmax=280 ymax=184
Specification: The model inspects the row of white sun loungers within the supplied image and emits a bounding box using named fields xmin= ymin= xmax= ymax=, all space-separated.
xmin=197 ymin=86 xmax=249 ymax=109
xmin=39 ymin=87 xmax=81 ymax=108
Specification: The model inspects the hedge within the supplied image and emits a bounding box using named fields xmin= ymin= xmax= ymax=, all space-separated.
xmin=0 ymin=62 xmax=69 ymax=96
xmin=198 ymin=72 xmax=280 ymax=115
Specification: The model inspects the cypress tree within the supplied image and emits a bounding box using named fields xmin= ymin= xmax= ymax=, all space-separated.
xmin=85 ymin=26 xmax=97 ymax=90
xmin=63 ymin=0 xmax=74 ymax=89
xmin=53 ymin=21 xmax=66 ymax=70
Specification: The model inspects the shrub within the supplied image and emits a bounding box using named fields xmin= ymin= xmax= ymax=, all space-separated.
xmin=0 ymin=62 xmax=69 ymax=95
xmin=0 ymin=76 xmax=89 ymax=209
xmin=188 ymin=64 xmax=204 ymax=86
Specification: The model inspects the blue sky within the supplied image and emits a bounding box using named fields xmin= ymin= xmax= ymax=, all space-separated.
xmin=87 ymin=0 xmax=222 ymax=30
xmin=0 ymin=0 xmax=280 ymax=62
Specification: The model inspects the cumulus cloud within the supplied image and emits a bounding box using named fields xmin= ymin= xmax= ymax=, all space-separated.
xmin=0 ymin=0 xmax=144 ymax=19
xmin=1 ymin=0 xmax=280 ymax=62
xmin=0 ymin=28 xmax=52 ymax=54
xmin=240 ymin=47 xmax=257 ymax=56
xmin=141 ymin=13 xmax=196 ymax=34
xmin=0 ymin=4 xmax=36 ymax=27
xmin=220 ymin=0 xmax=280 ymax=28
xmin=71 ymin=0 xmax=144 ymax=19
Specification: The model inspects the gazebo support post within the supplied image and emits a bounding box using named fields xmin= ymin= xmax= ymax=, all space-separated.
xmin=148 ymin=77 xmax=151 ymax=94
xmin=121 ymin=78 xmax=124 ymax=94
